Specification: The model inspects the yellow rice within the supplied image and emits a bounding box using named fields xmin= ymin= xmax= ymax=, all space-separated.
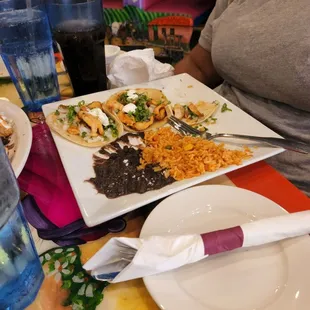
xmin=140 ymin=127 xmax=252 ymax=181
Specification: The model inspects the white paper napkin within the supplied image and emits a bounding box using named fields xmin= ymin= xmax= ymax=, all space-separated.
xmin=107 ymin=48 xmax=174 ymax=88
xmin=83 ymin=210 xmax=310 ymax=283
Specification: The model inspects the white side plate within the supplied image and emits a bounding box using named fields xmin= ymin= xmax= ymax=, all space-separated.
xmin=0 ymin=100 xmax=32 ymax=177
xmin=141 ymin=185 xmax=310 ymax=310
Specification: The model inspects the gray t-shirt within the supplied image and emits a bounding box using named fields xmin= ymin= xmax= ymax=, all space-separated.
xmin=199 ymin=0 xmax=310 ymax=196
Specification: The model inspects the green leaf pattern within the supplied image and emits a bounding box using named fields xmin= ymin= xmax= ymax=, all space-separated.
xmin=40 ymin=246 xmax=109 ymax=309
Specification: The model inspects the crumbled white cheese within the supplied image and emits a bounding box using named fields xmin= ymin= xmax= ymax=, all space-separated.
xmin=127 ymin=90 xmax=138 ymax=101
xmin=88 ymin=108 xmax=109 ymax=126
xmin=87 ymin=136 xmax=104 ymax=143
xmin=123 ymin=103 xmax=137 ymax=114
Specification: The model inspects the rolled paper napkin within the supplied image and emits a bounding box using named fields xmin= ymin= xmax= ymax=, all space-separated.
xmin=83 ymin=210 xmax=310 ymax=283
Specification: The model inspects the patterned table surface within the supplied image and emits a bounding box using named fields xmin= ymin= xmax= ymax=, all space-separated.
xmin=2 ymin=62 xmax=309 ymax=310
xmin=26 ymin=163 xmax=310 ymax=310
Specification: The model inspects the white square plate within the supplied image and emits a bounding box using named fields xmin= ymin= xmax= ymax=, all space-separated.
xmin=42 ymin=74 xmax=284 ymax=227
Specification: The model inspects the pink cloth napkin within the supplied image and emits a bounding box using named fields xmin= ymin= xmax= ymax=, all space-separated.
xmin=18 ymin=123 xmax=82 ymax=227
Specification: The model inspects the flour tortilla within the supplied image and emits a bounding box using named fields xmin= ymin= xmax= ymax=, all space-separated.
xmin=105 ymin=88 xmax=170 ymax=133
xmin=167 ymin=101 xmax=219 ymax=125
xmin=46 ymin=106 xmax=124 ymax=148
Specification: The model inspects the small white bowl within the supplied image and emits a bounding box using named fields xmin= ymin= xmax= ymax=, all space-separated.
xmin=105 ymin=45 xmax=121 ymax=67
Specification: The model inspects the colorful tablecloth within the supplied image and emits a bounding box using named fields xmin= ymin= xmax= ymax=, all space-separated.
xmin=1 ymin=54 xmax=309 ymax=310
xmin=26 ymin=164 xmax=310 ymax=309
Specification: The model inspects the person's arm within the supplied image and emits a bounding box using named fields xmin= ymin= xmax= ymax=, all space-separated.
xmin=175 ymin=0 xmax=232 ymax=87
xmin=174 ymin=44 xmax=223 ymax=88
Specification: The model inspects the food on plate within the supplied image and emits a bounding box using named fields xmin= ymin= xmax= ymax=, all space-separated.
xmin=0 ymin=114 xmax=15 ymax=160
xmin=167 ymin=100 xmax=219 ymax=125
xmin=89 ymin=126 xmax=252 ymax=198
xmin=46 ymin=100 xmax=123 ymax=147
xmin=139 ymin=127 xmax=252 ymax=181
xmin=89 ymin=133 xmax=175 ymax=198
xmin=105 ymin=88 xmax=170 ymax=132
xmin=221 ymin=102 xmax=232 ymax=112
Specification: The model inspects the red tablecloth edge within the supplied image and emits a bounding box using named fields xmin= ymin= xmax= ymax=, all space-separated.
xmin=227 ymin=161 xmax=310 ymax=213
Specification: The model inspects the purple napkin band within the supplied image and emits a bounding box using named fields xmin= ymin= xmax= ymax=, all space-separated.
xmin=201 ymin=226 xmax=244 ymax=255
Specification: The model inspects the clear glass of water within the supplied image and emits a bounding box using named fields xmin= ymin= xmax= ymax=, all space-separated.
xmin=0 ymin=203 xmax=44 ymax=309
xmin=0 ymin=0 xmax=44 ymax=12
xmin=0 ymin=141 xmax=44 ymax=309
xmin=0 ymin=9 xmax=60 ymax=112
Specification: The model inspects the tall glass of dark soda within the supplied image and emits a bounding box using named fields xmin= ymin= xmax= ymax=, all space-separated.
xmin=46 ymin=0 xmax=107 ymax=96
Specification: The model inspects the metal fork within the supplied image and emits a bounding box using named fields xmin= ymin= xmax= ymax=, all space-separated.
xmin=168 ymin=116 xmax=310 ymax=154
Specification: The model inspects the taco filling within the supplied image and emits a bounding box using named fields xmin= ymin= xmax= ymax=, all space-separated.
xmin=106 ymin=89 xmax=169 ymax=132
xmin=0 ymin=114 xmax=15 ymax=160
xmin=46 ymin=100 xmax=123 ymax=147
xmin=170 ymin=100 xmax=219 ymax=125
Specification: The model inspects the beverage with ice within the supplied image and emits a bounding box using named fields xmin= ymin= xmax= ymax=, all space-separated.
xmin=0 ymin=141 xmax=44 ymax=309
xmin=47 ymin=0 xmax=107 ymax=96
xmin=0 ymin=9 xmax=60 ymax=112
xmin=53 ymin=19 xmax=107 ymax=96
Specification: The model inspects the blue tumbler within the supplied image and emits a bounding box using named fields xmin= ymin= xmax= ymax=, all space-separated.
xmin=0 ymin=141 xmax=44 ymax=309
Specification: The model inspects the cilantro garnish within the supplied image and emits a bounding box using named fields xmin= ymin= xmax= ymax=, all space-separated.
xmin=107 ymin=124 xmax=118 ymax=138
xmin=81 ymin=132 xmax=87 ymax=138
xmin=134 ymin=101 xmax=151 ymax=122
xmin=78 ymin=100 xmax=85 ymax=107
xmin=55 ymin=110 xmax=60 ymax=116
xmin=123 ymin=93 xmax=151 ymax=122
xmin=119 ymin=92 xmax=129 ymax=104
xmin=135 ymin=93 xmax=149 ymax=105
xmin=221 ymin=103 xmax=232 ymax=113
xmin=67 ymin=106 xmax=77 ymax=124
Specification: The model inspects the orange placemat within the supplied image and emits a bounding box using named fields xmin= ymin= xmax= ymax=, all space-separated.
xmin=227 ymin=161 xmax=310 ymax=213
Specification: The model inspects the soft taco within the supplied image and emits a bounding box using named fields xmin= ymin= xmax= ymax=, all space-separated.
xmin=46 ymin=100 xmax=123 ymax=148
xmin=104 ymin=88 xmax=170 ymax=133
xmin=167 ymin=100 xmax=219 ymax=125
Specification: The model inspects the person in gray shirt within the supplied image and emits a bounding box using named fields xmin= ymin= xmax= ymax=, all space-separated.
xmin=175 ymin=0 xmax=310 ymax=196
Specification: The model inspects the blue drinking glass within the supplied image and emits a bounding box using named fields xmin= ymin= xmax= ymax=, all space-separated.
xmin=0 ymin=141 xmax=44 ymax=309
xmin=0 ymin=0 xmax=45 ymax=12
xmin=0 ymin=0 xmax=14 ymax=12
xmin=0 ymin=9 xmax=60 ymax=112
